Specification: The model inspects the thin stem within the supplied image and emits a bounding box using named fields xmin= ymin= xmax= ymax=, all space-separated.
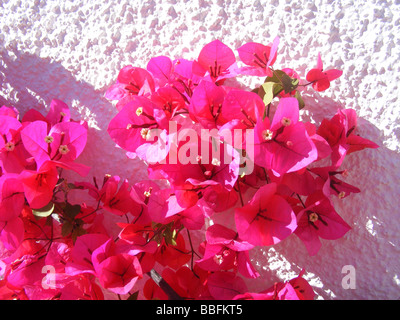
xmin=236 ymin=179 xmax=244 ymax=207
xmin=186 ymin=229 xmax=200 ymax=276
xmin=147 ymin=269 xmax=183 ymax=300
xmin=296 ymin=193 xmax=306 ymax=208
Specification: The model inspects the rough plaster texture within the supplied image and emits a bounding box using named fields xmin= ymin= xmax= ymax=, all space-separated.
xmin=0 ymin=0 xmax=399 ymax=299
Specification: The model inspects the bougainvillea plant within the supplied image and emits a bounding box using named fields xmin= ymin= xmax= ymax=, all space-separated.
xmin=0 ymin=37 xmax=378 ymax=300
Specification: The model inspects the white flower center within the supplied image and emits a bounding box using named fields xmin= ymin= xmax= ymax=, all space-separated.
xmin=262 ymin=129 xmax=273 ymax=141
xmin=59 ymin=145 xmax=70 ymax=155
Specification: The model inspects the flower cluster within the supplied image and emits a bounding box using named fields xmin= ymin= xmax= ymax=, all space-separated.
xmin=0 ymin=37 xmax=378 ymax=300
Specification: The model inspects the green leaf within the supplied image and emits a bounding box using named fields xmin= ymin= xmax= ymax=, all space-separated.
xmin=127 ymin=291 xmax=139 ymax=300
xmin=265 ymin=70 xmax=299 ymax=94
xmin=295 ymin=90 xmax=305 ymax=109
xmin=64 ymin=203 xmax=81 ymax=219
xmin=261 ymin=82 xmax=275 ymax=106
xmin=32 ymin=202 xmax=55 ymax=219
xmin=61 ymin=221 xmax=73 ymax=237
xmin=261 ymin=82 xmax=283 ymax=106
xmin=71 ymin=224 xmax=86 ymax=242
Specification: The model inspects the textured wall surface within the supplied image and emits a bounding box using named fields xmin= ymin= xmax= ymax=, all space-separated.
xmin=1 ymin=0 xmax=399 ymax=299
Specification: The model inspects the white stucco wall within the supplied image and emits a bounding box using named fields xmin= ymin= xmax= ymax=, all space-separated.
xmin=1 ymin=0 xmax=399 ymax=299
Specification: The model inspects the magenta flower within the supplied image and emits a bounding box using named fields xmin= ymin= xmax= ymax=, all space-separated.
xmin=0 ymin=176 xmax=23 ymax=217
xmin=196 ymin=224 xmax=259 ymax=278
xmin=171 ymin=58 xmax=204 ymax=100
xmin=188 ymin=79 xmax=227 ymax=129
xmin=107 ymin=96 xmax=162 ymax=156
xmin=235 ymin=183 xmax=297 ymax=246
xmin=21 ymin=120 xmax=87 ymax=170
xmin=105 ymin=65 xmax=155 ymax=111
xmin=0 ymin=216 xmax=24 ymax=252
xmin=0 ymin=114 xmax=30 ymax=174
xmin=146 ymin=55 xmax=173 ymax=87
xmin=254 ymin=97 xmax=317 ymax=176
xmin=220 ymin=89 xmax=265 ymax=131
xmin=45 ymin=99 xmax=71 ymax=126
xmin=207 ymin=271 xmax=248 ymax=300
xmin=237 ymin=37 xmax=279 ymax=77
xmin=295 ymin=191 xmax=351 ymax=255
xmin=310 ymin=166 xmax=361 ymax=200
xmin=91 ymin=238 xmax=143 ymax=295
xmin=148 ymin=132 xmax=240 ymax=192
xmin=196 ymin=39 xmax=237 ymax=83
xmin=317 ymin=108 xmax=379 ymax=167
xmin=234 ymin=270 xmax=315 ymax=300
xmin=65 ymin=233 xmax=110 ymax=276
xmin=19 ymin=161 xmax=59 ymax=209
xmin=306 ymin=53 xmax=343 ymax=92
xmin=151 ymin=86 xmax=186 ymax=120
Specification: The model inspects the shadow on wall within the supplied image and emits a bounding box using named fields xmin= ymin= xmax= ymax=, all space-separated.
xmin=248 ymin=93 xmax=400 ymax=300
xmin=0 ymin=48 xmax=149 ymax=183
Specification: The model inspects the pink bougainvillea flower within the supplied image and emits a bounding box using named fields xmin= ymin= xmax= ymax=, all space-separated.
xmin=188 ymin=79 xmax=227 ymax=129
xmin=91 ymin=238 xmax=143 ymax=295
xmin=288 ymin=269 xmax=316 ymax=300
xmin=143 ymin=266 xmax=211 ymax=300
xmin=196 ymin=39 xmax=237 ymax=83
xmin=220 ymin=89 xmax=265 ymax=131
xmin=148 ymin=130 xmax=240 ymax=194
xmin=237 ymin=36 xmax=279 ymax=77
xmin=146 ymin=55 xmax=173 ymax=87
xmin=317 ymin=108 xmax=379 ymax=168
xmin=295 ymin=191 xmax=351 ymax=256
xmin=60 ymin=274 xmax=104 ymax=300
xmin=77 ymin=175 xmax=142 ymax=217
xmin=0 ymin=105 xmax=19 ymax=118
xmin=306 ymin=53 xmax=343 ymax=92
xmin=234 ymin=270 xmax=315 ymax=300
xmin=21 ymin=120 xmax=87 ymax=170
xmin=206 ymin=223 xmax=254 ymax=251
xmin=19 ymin=161 xmax=59 ymax=209
xmin=0 ymin=115 xmax=31 ymax=174
xmin=0 ymin=174 xmax=25 ymax=222
xmin=304 ymin=121 xmax=332 ymax=162
xmin=146 ymin=188 xmax=185 ymax=224
xmin=277 ymin=168 xmax=317 ymax=196
xmin=154 ymin=233 xmax=191 ymax=270
xmin=151 ymin=86 xmax=186 ymax=120
xmin=21 ymin=99 xmax=70 ymax=128
xmin=116 ymin=224 xmax=158 ymax=264
xmin=97 ymin=175 xmax=141 ymax=217
xmin=0 ymin=217 xmax=24 ymax=252
xmin=235 ymin=183 xmax=297 ymax=246
xmin=254 ymin=97 xmax=317 ymax=176
xmin=199 ymin=183 xmax=238 ymax=213
xmin=309 ymin=166 xmax=361 ymax=200
xmin=45 ymin=99 xmax=71 ymax=126
xmin=108 ymin=96 xmax=167 ymax=160
xmin=65 ymin=233 xmax=110 ymax=276
xmin=105 ymin=65 xmax=155 ymax=111
xmin=47 ymin=121 xmax=87 ymax=163
xmin=207 ymin=271 xmax=248 ymax=300
xmin=6 ymin=253 xmax=48 ymax=289
xmin=96 ymin=253 xmax=142 ymax=295
xmin=171 ymin=58 xmax=204 ymax=99
xmin=196 ymin=224 xmax=259 ymax=278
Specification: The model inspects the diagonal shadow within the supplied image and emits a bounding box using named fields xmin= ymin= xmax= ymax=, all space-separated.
xmin=0 ymin=48 xmax=149 ymax=184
